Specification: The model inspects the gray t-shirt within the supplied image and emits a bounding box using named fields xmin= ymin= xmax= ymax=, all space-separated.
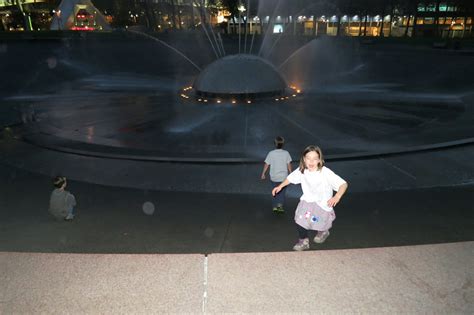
xmin=264 ymin=149 xmax=292 ymax=182
xmin=49 ymin=189 xmax=76 ymax=219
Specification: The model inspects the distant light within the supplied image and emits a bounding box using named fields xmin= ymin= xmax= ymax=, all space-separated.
xmin=247 ymin=100 xmax=252 ymax=104
xmin=231 ymin=100 xmax=236 ymax=104
xmin=217 ymin=99 xmax=221 ymax=103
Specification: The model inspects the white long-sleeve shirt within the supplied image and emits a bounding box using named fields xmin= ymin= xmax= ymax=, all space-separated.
xmin=287 ymin=166 xmax=346 ymax=212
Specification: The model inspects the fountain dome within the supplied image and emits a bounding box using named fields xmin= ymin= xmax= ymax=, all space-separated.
xmin=193 ymin=54 xmax=287 ymax=99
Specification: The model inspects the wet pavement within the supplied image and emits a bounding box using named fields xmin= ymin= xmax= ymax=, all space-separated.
xmin=1 ymin=37 xmax=474 ymax=254
xmin=0 ymin=161 xmax=472 ymax=254
xmin=5 ymin=85 xmax=474 ymax=162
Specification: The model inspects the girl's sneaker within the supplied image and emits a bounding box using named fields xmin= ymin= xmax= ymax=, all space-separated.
xmin=314 ymin=231 xmax=330 ymax=243
xmin=292 ymin=238 xmax=310 ymax=251
xmin=64 ymin=214 xmax=75 ymax=221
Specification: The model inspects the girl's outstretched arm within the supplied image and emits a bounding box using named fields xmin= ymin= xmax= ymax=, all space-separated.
xmin=327 ymin=183 xmax=348 ymax=207
xmin=272 ymin=179 xmax=290 ymax=196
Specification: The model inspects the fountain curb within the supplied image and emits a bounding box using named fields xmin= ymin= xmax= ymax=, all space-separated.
xmin=19 ymin=133 xmax=474 ymax=163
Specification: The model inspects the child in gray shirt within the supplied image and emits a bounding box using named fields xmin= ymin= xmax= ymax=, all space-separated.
xmin=261 ymin=136 xmax=292 ymax=212
xmin=49 ymin=176 xmax=76 ymax=221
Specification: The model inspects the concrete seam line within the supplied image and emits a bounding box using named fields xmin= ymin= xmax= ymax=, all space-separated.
xmin=380 ymin=157 xmax=417 ymax=180
xmin=202 ymin=254 xmax=208 ymax=314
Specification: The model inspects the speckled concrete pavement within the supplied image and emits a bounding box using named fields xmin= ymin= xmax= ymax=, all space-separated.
xmin=1 ymin=242 xmax=472 ymax=314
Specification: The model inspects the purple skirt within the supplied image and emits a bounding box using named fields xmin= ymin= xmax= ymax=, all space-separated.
xmin=294 ymin=200 xmax=336 ymax=231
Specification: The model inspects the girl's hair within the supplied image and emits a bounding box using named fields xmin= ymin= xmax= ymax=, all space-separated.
xmin=274 ymin=136 xmax=285 ymax=149
xmin=53 ymin=176 xmax=67 ymax=188
xmin=298 ymin=145 xmax=325 ymax=173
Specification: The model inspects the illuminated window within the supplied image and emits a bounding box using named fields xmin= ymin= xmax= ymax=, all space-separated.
xmin=424 ymin=17 xmax=435 ymax=24
xmin=426 ymin=3 xmax=436 ymax=12
xmin=439 ymin=3 xmax=447 ymax=12
xmin=273 ymin=24 xmax=283 ymax=33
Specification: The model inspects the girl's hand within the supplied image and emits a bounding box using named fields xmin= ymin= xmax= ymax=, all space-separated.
xmin=327 ymin=196 xmax=341 ymax=208
xmin=272 ymin=186 xmax=281 ymax=196
xmin=261 ymin=174 xmax=266 ymax=180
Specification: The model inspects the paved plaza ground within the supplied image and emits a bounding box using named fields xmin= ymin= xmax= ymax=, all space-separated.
xmin=0 ymin=162 xmax=473 ymax=255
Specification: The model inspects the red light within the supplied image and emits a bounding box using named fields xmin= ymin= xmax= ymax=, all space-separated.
xmin=71 ymin=26 xmax=95 ymax=31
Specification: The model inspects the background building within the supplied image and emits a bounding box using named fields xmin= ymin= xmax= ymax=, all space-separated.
xmin=50 ymin=0 xmax=111 ymax=31
xmin=0 ymin=0 xmax=55 ymax=31
xmin=0 ymin=0 xmax=473 ymax=38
